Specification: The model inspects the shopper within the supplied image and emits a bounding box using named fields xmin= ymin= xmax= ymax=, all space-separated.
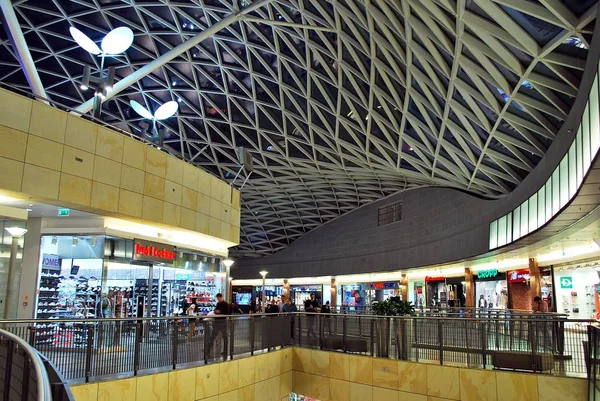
xmin=187 ymin=298 xmax=199 ymax=342
xmin=207 ymin=293 xmax=229 ymax=358
xmin=266 ymin=300 xmax=279 ymax=314
xmin=282 ymin=297 xmax=298 ymax=313
xmin=532 ymin=296 xmax=549 ymax=313
xmin=282 ymin=297 xmax=298 ymax=340
xmin=304 ymin=293 xmax=319 ymax=338
xmin=321 ymin=301 xmax=331 ymax=334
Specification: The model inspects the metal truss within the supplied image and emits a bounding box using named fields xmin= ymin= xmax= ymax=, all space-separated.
xmin=0 ymin=0 xmax=597 ymax=257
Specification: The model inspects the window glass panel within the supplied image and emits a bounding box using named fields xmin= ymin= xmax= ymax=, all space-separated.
xmin=506 ymin=212 xmax=512 ymax=243
xmin=590 ymin=75 xmax=600 ymax=156
xmin=576 ymin=128 xmax=584 ymax=186
xmin=583 ymin=104 xmax=591 ymax=172
xmin=528 ymin=193 xmax=538 ymax=231
xmin=490 ymin=220 xmax=498 ymax=249
xmin=552 ymin=168 xmax=560 ymax=215
xmin=513 ymin=206 xmax=521 ymax=240
xmin=568 ymin=142 xmax=577 ymax=199
xmin=520 ymin=202 xmax=529 ymax=236
xmin=537 ymin=187 xmax=545 ymax=227
xmin=498 ymin=215 xmax=507 ymax=246
xmin=545 ymin=183 xmax=553 ymax=222
xmin=559 ymin=156 xmax=569 ymax=208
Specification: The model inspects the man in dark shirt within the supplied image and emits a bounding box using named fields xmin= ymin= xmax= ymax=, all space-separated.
xmin=208 ymin=293 xmax=229 ymax=358
xmin=304 ymin=293 xmax=319 ymax=337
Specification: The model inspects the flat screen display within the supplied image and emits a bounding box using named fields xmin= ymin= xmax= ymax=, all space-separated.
xmin=236 ymin=293 xmax=252 ymax=305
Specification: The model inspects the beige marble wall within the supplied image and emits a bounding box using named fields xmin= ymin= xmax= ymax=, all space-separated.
xmin=0 ymin=88 xmax=240 ymax=245
xmin=70 ymin=348 xmax=292 ymax=401
xmin=290 ymin=349 xmax=588 ymax=401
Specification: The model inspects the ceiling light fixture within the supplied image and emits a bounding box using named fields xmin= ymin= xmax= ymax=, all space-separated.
xmin=70 ymin=26 xmax=134 ymax=118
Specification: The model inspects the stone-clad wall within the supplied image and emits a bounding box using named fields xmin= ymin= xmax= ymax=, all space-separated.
xmin=0 ymin=88 xmax=240 ymax=245
xmin=292 ymin=348 xmax=587 ymax=401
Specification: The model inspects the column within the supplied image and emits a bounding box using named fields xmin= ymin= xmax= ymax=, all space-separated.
xmin=529 ymin=258 xmax=542 ymax=298
xmin=283 ymin=279 xmax=290 ymax=298
xmin=464 ymin=268 xmax=474 ymax=308
xmin=400 ymin=274 xmax=408 ymax=301
xmin=330 ymin=277 xmax=337 ymax=308
xmin=17 ymin=217 xmax=41 ymax=319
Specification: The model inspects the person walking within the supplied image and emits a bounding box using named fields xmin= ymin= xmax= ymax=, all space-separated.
xmin=187 ymin=298 xmax=199 ymax=342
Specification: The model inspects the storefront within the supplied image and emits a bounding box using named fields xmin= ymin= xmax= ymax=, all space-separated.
xmin=553 ymin=262 xmax=600 ymax=319
xmin=507 ymin=269 xmax=531 ymax=310
xmin=445 ymin=277 xmax=465 ymax=308
xmin=340 ymin=284 xmax=365 ymax=311
xmin=290 ymin=285 xmax=323 ymax=308
xmin=425 ymin=276 xmax=446 ymax=307
xmin=35 ymin=235 xmax=225 ymax=322
xmin=474 ymin=268 xmax=508 ymax=309
xmin=408 ymin=280 xmax=425 ymax=310
xmin=366 ymin=281 xmax=400 ymax=303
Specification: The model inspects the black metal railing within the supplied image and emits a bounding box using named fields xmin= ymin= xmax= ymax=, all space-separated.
xmin=0 ymin=328 xmax=55 ymax=401
xmin=587 ymin=325 xmax=600 ymax=400
xmin=0 ymin=312 xmax=592 ymax=384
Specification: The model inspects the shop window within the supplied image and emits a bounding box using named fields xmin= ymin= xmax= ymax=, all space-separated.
xmin=377 ymin=201 xmax=402 ymax=226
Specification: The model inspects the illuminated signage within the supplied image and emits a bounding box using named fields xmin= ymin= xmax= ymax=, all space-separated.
xmin=508 ymin=269 xmax=530 ymax=283
xmin=41 ymin=254 xmax=60 ymax=271
xmin=57 ymin=208 xmax=70 ymax=217
xmin=133 ymin=239 xmax=176 ymax=264
xmin=425 ymin=276 xmax=445 ymax=283
xmin=369 ymin=282 xmax=397 ymax=290
xmin=476 ymin=269 xmax=498 ymax=279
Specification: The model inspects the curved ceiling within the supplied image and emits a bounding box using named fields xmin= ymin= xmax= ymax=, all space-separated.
xmin=0 ymin=0 xmax=597 ymax=257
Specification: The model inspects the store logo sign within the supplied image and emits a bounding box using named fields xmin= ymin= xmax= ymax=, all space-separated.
xmin=425 ymin=276 xmax=445 ymax=282
xmin=41 ymin=254 xmax=60 ymax=271
xmin=560 ymin=277 xmax=573 ymax=289
xmin=369 ymin=282 xmax=397 ymax=290
xmin=508 ymin=269 xmax=530 ymax=283
xmin=133 ymin=239 xmax=176 ymax=264
xmin=476 ymin=269 xmax=498 ymax=279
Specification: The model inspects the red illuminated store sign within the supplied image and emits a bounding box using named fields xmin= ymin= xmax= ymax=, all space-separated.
xmin=508 ymin=269 xmax=530 ymax=283
xmin=133 ymin=239 xmax=176 ymax=264
xmin=425 ymin=276 xmax=445 ymax=283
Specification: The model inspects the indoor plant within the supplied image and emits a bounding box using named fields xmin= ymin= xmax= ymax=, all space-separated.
xmin=371 ymin=299 xmax=415 ymax=358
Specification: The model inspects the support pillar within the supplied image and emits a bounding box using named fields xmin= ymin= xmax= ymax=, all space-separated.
xmin=17 ymin=217 xmax=41 ymax=319
xmin=283 ymin=279 xmax=290 ymax=299
xmin=464 ymin=268 xmax=475 ymax=308
xmin=330 ymin=278 xmax=337 ymax=308
xmin=529 ymin=258 xmax=542 ymax=298
xmin=400 ymin=274 xmax=408 ymax=301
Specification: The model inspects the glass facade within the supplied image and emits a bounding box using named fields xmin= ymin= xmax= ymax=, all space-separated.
xmin=489 ymin=68 xmax=600 ymax=249
xmin=35 ymin=235 xmax=225 ymax=321
xmin=0 ymin=218 xmax=27 ymax=319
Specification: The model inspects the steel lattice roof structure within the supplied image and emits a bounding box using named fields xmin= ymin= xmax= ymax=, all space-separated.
xmin=0 ymin=0 xmax=597 ymax=257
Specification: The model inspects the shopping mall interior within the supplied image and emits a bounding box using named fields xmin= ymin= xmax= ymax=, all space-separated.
xmin=1 ymin=0 xmax=600 ymax=400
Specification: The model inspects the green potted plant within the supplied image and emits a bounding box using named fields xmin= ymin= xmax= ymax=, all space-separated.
xmin=371 ymin=299 xmax=415 ymax=358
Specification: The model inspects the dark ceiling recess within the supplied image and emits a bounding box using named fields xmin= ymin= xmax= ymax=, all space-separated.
xmin=0 ymin=0 xmax=596 ymax=258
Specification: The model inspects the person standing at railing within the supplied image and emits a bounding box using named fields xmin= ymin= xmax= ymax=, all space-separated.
xmin=282 ymin=297 xmax=298 ymax=340
xmin=531 ymin=296 xmax=552 ymax=352
xmin=304 ymin=293 xmax=319 ymax=338
xmin=321 ymin=301 xmax=332 ymax=335
xmin=207 ymin=293 xmax=230 ymax=359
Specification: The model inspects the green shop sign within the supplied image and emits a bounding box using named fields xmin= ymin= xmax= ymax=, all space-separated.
xmin=476 ymin=269 xmax=498 ymax=279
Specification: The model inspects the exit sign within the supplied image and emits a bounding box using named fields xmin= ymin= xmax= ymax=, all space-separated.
xmin=57 ymin=208 xmax=70 ymax=217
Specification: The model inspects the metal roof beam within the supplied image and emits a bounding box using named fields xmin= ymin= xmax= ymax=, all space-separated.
xmin=0 ymin=0 xmax=48 ymax=102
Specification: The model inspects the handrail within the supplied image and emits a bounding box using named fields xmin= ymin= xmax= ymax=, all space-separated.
xmin=0 ymin=311 xmax=587 ymax=324
xmin=0 ymin=328 xmax=53 ymax=401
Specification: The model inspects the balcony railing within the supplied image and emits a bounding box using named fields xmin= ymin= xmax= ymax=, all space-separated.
xmin=0 ymin=312 xmax=592 ymax=385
